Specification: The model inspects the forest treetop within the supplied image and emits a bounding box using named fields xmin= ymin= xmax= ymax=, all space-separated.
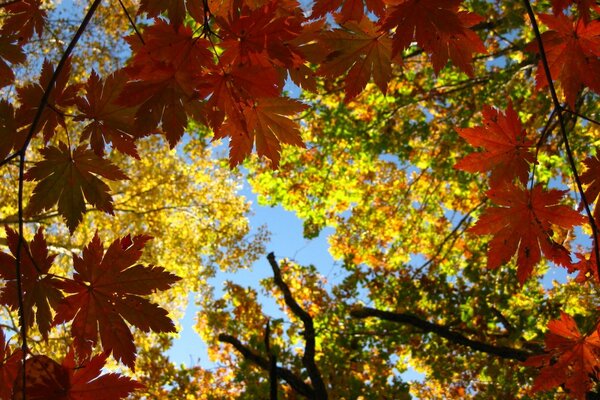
xmin=2 ymin=0 xmax=600 ymax=398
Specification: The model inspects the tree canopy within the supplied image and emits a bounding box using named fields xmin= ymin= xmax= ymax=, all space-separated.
xmin=1 ymin=0 xmax=600 ymax=398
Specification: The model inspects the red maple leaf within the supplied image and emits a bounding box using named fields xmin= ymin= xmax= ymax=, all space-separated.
xmin=469 ymin=184 xmax=585 ymax=283
xmin=215 ymin=0 xmax=304 ymax=69
xmin=75 ymin=70 xmax=140 ymax=158
xmin=24 ymin=143 xmax=128 ymax=233
xmin=0 ymin=227 xmax=63 ymax=338
xmin=16 ymin=59 xmax=80 ymax=142
xmin=0 ymin=0 xmax=47 ymax=42
xmin=120 ymin=20 xmax=213 ymax=146
xmin=0 ymin=100 xmax=25 ymax=161
xmin=526 ymin=14 xmax=600 ymax=108
xmin=524 ymin=312 xmax=600 ymax=399
xmin=138 ymin=0 xmax=185 ymax=26
xmin=0 ymin=330 xmax=21 ymax=400
xmin=318 ymin=17 xmax=394 ymax=101
xmin=12 ymin=351 xmax=143 ymax=400
xmin=455 ymin=103 xmax=535 ymax=187
xmin=52 ymin=234 xmax=180 ymax=369
xmin=0 ymin=34 xmax=26 ymax=88
xmin=203 ymin=63 xmax=281 ymax=135
xmin=380 ymin=0 xmax=485 ymax=75
xmin=311 ymin=0 xmax=385 ymax=22
xmin=551 ymin=0 xmax=599 ymax=23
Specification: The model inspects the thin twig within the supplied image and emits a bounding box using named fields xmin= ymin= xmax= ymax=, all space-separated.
xmin=522 ymin=0 xmax=600 ymax=277
xmin=118 ymin=0 xmax=144 ymax=45
xmin=562 ymin=106 xmax=600 ymax=127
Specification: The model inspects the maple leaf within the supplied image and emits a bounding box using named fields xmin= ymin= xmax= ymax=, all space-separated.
xmin=0 ymin=100 xmax=25 ymax=161
xmin=12 ymin=351 xmax=143 ymax=400
xmin=455 ymin=103 xmax=535 ymax=187
xmin=204 ymin=63 xmax=281 ymax=134
xmin=526 ymin=14 xmax=600 ymax=108
xmin=381 ymin=0 xmax=485 ymax=74
xmin=138 ymin=0 xmax=186 ymax=26
xmin=0 ymin=227 xmax=63 ymax=338
xmin=0 ymin=330 xmax=21 ymax=400
xmin=215 ymin=0 xmax=304 ymax=69
xmin=580 ymin=154 xmax=600 ymax=223
xmin=0 ymin=0 xmax=47 ymax=42
xmin=569 ymin=250 xmax=599 ymax=283
xmin=310 ymin=0 xmax=385 ymax=22
xmin=428 ymin=11 xmax=487 ymax=76
xmin=318 ymin=17 xmax=394 ymax=101
xmin=0 ymin=34 xmax=26 ymax=88
xmin=469 ymin=184 xmax=585 ymax=283
xmin=24 ymin=142 xmax=128 ymax=233
xmin=16 ymin=58 xmax=80 ymax=142
xmin=216 ymin=97 xmax=307 ymax=168
xmin=75 ymin=70 xmax=140 ymax=158
xmin=120 ymin=20 xmax=213 ymax=146
xmin=551 ymin=0 xmax=598 ymax=23
xmin=52 ymin=233 xmax=180 ymax=369
xmin=524 ymin=312 xmax=600 ymax=399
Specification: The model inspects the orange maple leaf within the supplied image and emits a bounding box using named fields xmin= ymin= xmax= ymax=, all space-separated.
xmin=235 ymin=97 xmax=307 ymax=168
xmin=524 ymin=312 xmax=600 ymax=399
xmin=527 ymin=14 xmax=600 ymax=108
xmin=52 ymin=234 xmax=180 ymax=369
xmin=318 ymin=17 xmax=394 ymax=101
xmin=455 ymin=103 xmax=535 ymax=187
xmin=381 ymin=0 xmax=485 ymax=75
xmin=24 ymin=143 xmax=128 ymax=233
xmin=469 ymin=184 xmax=585 ymax=283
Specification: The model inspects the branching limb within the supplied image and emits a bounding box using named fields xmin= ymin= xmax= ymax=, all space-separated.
xmin=218 ymin=334 xmax=315 ymax=398
xmin=267 ymin=253 xmax=328 ymax=400
xmin=350 ymin=306 xmax=534 ymax=361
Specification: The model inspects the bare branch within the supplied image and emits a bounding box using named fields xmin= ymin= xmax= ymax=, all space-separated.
xmin=218 ymin=333 xmax=315 ymax=398
xmin=350 ymin=306 xmax=533 ymax=361
xmin=267 ymin=253 xmax=328 ymax=400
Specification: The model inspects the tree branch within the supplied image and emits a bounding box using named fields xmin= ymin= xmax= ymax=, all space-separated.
xmin=350 ymin=306 xmax=534 ymax=361
xmin=522 ymin=0 xmax=600 ymax=277
xmin=218 ymin=333 xmax=315 ymax=398
xmin=267 ymin=253 xmax=328 ymax=400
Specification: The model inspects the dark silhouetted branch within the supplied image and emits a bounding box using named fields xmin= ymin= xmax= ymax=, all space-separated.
xmin=350 ymin=306 xmax=533 ymax=361
xmin=218 ymin=333 xmax=314 ymax=398
xmin=267 ymin=252 xmax=328 ymax=400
